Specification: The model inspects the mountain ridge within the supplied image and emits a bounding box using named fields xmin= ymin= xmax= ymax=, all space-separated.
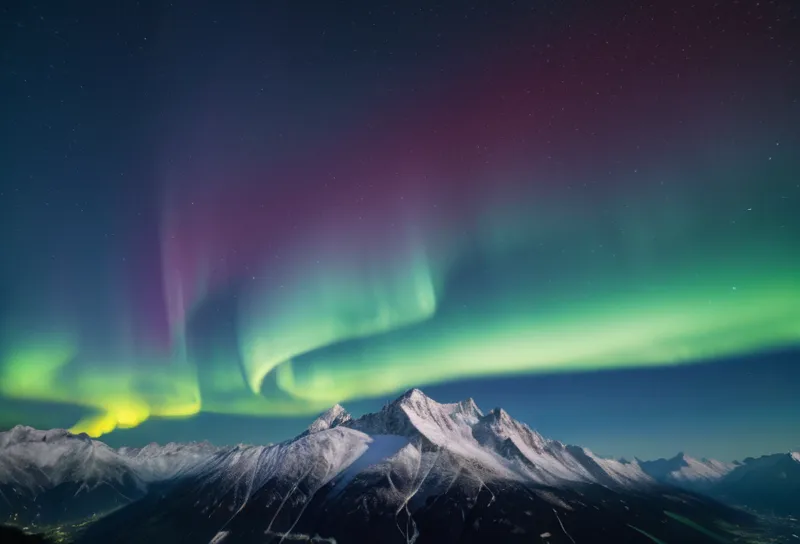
xmin=2 ymin=388 xmax=798 ymax=540
xmin=3 ymin=389 xmax=794 ymax=489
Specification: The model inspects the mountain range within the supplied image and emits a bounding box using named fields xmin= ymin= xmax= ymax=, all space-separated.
xmin=1 ymin=389 xmax=798 ymax=543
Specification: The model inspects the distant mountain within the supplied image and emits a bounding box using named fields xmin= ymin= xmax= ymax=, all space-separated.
xmin=117 ymin=440 xmax=220 ymax=481
xmin=0 ymin=427 xmax=148 ymax=526
xmin=638 ymin=449 xmax=800 ymax=517
xmin=638 ymin=452 xmax=737 ymax=489
xmin=2 ymin=390 xmax=790 ymax=543
xmin=0 ymin=426 xmax=219 ymax=526
xmin=708 ymin=451 xmax=800 ymax=516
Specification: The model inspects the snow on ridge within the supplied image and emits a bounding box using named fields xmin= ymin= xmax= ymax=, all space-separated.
xmin=195 ymin=426 xmax=372 ymax=487
xmin=671 ymin=457 xmax=734 ymax=483
xmin=397 ymin=390 xmax=516 ymax=478
xmin=188 ymin=426 xmax=376 ymax=510
xmin=119 ymin=440 xmax=218 ymax=456
xmin=345 ymin=389 xmax=652 ymax=488
xmin=308 ymin=404 xmax=352 ymax=434
xmin=4 ymin=389 xmax=714 ymax=499
xmin=118 ymin=441 xmax=221 ymax=481
xmin=329 ymin=434 xmax=410 ymax=495
xmin=474 ymin=409 xmax=597 ymax=485
xmin=0 ymin=425 xmax=93 ymax=448
xmin=0 ymin=425 xmax=220 ymax=488
xmin=0 ymin=425 xmax=141 ymax=491
xmin=346 ymin=388 xmax=517 ymax=479
xmin=442 ymin=397 xmax=484 ymax=426
xmin=0 ymin=390 xmax=650 ymax=494
xmin=475 ymin=407 xmax=554 ymax=460
xmin=573 ymin=447 xmax=654 ymax=487
xmin=638 ymin=452 xmax=735 ymax=485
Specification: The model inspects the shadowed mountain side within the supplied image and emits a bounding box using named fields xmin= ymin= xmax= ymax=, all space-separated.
xmin=0 ymin=526 xmax=53 ymax=544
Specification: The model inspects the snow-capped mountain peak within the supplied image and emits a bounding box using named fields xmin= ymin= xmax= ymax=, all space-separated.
xmin=400 ymin=387 xmax=426 ymax=400
xmin=487 ymin=407 xmax=511 ymax=421
xmin=472 ymin=408 xmax=619 ymax=485
xmin=347 ymin=388 xmax=459 ymax=439
xmin=0 ymin=425 xmax=144 ymax=493
xmin=443 ymin=397 xmax=483 ymax=425
xmin=347 ymin=391 xmax=651 ymax=488
xmin=346 ymin=389 xmax=517 ymax=477
xmin=474 ymin=407 xmax=548 ymax=452
xmin=307 ymin=403 xmax=352 ymax=434
xmin=0 ymin=425 xmax=92 ymax=448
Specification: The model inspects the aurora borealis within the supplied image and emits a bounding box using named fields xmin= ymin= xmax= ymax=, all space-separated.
xmin=1 ymin=0 xmax=799 ymax=459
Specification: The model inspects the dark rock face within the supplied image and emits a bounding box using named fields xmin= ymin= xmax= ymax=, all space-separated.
xmin=709 ymin=453 xmax=800 ymax=516
xmin=0 ymin=476 xmax=144 ymax=527
xmin=0 ymin=525 xmax=53 ymax=544
xmin=75 ymin=459 xmax=754 ymax=544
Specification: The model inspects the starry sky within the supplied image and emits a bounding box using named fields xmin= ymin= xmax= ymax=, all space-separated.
xmin=1 ymin=0 xmax=799 ymax=462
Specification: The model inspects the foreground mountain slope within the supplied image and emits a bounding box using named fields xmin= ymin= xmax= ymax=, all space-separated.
xmin=72 ymin=390 xmax=758 ymax=544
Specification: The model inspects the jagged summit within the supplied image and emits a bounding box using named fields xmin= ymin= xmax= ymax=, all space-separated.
xmin=483 ymin=407 xmax=512 ymax=422
xmin=399 ymin=387 xmax=427 ymax=400
xmin=446 ymin=397 xmax=483 ymax=425
xmin=342 ymin=389 xmax=652 ymax=487
xmin=392 ymin=389 xmax=482 ymax=419
xmin=476 ymin=407 xmax=547 ymax=450
xmin=0 ymin=425 xmax=93 ymax=448
xmin=672 ymin=452 xmax=704 ymax=468
xmin=348 ymin=388 xmax=447 ymax=439
xmin=456 ymin=397 xmax=481 ymax=413
xmin=307 ymin=403 xmax=352 ymax=434
xmin=349 ymin=388 xmax=487 ymax=444
xmin=390 ymin=387 xmax=437 ymax=409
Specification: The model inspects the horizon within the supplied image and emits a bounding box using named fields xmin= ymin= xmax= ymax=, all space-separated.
xmin=5 ymin=360 xmax=798 ymax=464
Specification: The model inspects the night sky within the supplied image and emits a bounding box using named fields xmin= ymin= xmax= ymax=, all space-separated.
xmin=1 ymin=0 xmax=798 ymax=462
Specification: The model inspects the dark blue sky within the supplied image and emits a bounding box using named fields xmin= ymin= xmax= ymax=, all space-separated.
xmin=1 ymin=0 xmax=798 ymax=462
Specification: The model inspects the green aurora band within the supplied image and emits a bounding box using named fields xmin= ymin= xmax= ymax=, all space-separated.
xmin=3 ymin=159 xmax=799 ymax=438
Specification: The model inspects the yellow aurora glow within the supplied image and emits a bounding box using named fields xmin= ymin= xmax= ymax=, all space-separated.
xmin=2 ymin=258 xmax=799 ymax=437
